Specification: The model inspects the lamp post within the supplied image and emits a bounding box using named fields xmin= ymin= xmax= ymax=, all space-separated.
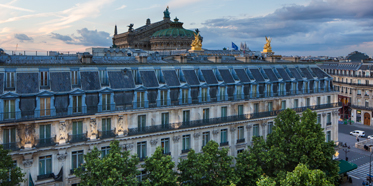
xmin=342 ymin=148 xmax=350 ymax=161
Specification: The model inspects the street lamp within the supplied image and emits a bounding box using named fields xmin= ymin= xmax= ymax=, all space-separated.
xmin=342 ymin=148 xmax=350 ymax=161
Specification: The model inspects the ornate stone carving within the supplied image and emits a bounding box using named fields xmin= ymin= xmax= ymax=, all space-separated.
xmin=117 ymin=116 xmax=124 ymax=133
xmin=59 ymin=121 xmax=67 ymax=140
xmin=261 ymin=123 xmax=267 ymax=127
xmin=193 ymin=132 xmax=201 ymax=139
xmin=230 ymin=126 xmax=236 ymax=133
xmin=322 ymin=113 xmax=327 ymax=117
xmin=212 ymin=129 xmax=219 ymax=136
xmin=173 ymin=135 xmax=181 ymax=142
xmin=125 ymin=143 xmax=134 ymax=151
xmin=332 ymin=111 xmax=339 ymax=116
xmin=90 ymin=118 xmax=97 ymax=135
xmin=18 ymin=124 xmax=35 ymax=147
xmin=246 ymin=124 xmax=252 ymax=130
xmin=57 ymin=153 xmax=67 ymax=161
xmin=22 ymin=159 xmax=33 ymax=168
xmin=150 ymin=139 xmax=158 ymax=146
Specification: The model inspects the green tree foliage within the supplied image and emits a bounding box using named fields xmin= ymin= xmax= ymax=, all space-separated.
xmin=256 ymin=175 xmax=276 ymax=186
xmin=235 ymin=136 xmax=267 ymax=186
xmin=279 ymin=163 xmax=333 ymax=186
xmin=142 ymin=146 xmax=177 ymax=186
xmin=74 ymin=140 xmax=140 ymax=186
xmin=265 ymin=108 xmax=339 ymax=183
xmin=177 ymin=140 xmax=238 ymax=185
xmin=0 ymin=145 xmax=24 ymax=186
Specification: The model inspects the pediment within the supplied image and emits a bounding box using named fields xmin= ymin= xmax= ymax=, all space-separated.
xmin=159 ymin=85 xmax=169 ymax=90
xmin=70 ymin=88 xmax=85 ymax=95
xmin=1 ymin=92 xmax=19 ymax=99
xmin=37 ymin=90 xmax=54 ymax=97
xmin=180 ymin=84 xmax=190 ymax=89
xmin=135 ymin=85 xmax=147 ymax=91
xmin=99 ymin=87 xmax=114 ymax=93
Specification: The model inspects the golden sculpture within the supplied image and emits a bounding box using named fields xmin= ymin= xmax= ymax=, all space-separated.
xmin=263 ymin=36 xmax=273 ymax=53
xmin=191 ymin=32 xmax=202 ymax=51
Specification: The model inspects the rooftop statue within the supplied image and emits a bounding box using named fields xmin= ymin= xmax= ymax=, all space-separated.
xmin=164 ymin=6 xmax=170 ymax=18
xmin=128 ymin=24 xmax=134 ymax=32
xmin=263 ymin=36 xmax=273 ymax=53
xmin=191 ymin=32 xmax=202 ymax=51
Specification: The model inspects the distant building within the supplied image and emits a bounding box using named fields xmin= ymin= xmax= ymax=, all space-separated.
xmin=346 ymin=51 xmax=370 ymax=62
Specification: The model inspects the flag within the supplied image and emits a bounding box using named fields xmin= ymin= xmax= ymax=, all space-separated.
xmin=232 ymin=42 xmax=238 ymax=50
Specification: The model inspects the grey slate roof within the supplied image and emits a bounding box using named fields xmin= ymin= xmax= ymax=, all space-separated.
xmin=16 ymin=73 xmax=39 ymax=94
xmin=234 ymin=69 xmax=250 ymax=83
xmin=182 ymin=70 xmax=200 ymax=85
xmin=249 ymin=69 xmax=265 ymax=82
xmin=276 ymin=68 xmax=290 ymax=81
xmin=162 ymin=70 xmax=180 ymax=86
xmin=140 ymin=71 xmax=159 ymax=88
xmin=289 ymin=68 xmax=303 ymax=80
xmin=50 ymin=72 xmax=71 ymax=92
xmin=108 ymin=71 xmax=135 ymax=89
xmin=81 ymin=72 xmax=101 ymax=91
xmin=201 ymin=70 xmax=218 ymax=84
xmin=300 ymin=68 xmax=314 ymax=80
xmin=219 ymin=69 xmax=235 ymax=84
xmin=264 ymin=69 xmax=278 ymax=81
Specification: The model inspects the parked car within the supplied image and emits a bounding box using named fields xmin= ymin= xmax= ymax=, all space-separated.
xmin=350 ymin=130 xmax=365 ymax=137
xmin=368 ymin=135 xmax=373 ymax=139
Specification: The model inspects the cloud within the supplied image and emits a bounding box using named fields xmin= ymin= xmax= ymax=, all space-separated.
xmin=135 ymin=4 xmax=160 ymax=11
xmin=167 ymin=0 xmax=203 ymax=8
xmin=0 ymin=3 xmax=34 ymax=12
xmin=14 ymin=33 xmax=33 ymax=42
xmin=200 ymin=0 xmax=373 ymax=54
xmin=51 ymin=28 xmax=111 ymax=46
xmin=116 ymin=5 xmax=126 ymax=10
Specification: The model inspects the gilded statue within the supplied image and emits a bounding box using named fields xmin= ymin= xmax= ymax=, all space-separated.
xmin=191 ymin=32 xmax=202 ymax=51
xmin=263 ymin=36 xmax=272 ymax=53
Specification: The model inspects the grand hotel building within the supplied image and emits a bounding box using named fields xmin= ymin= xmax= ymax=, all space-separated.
xmin=0 ymin=51 xmax=339 ymax=185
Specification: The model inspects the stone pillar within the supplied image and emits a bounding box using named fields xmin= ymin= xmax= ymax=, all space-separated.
xmin=246 ymin=124 xmax=252 ymax=145
xmin=193 ymin=132 xmax=201 ymax=152
xmin=230 ymin=126 xmax=236 ymax=155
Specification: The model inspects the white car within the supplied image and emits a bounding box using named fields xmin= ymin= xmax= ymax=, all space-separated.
xmin=368 ymin=135 xmax=373 ymax=139
xmin=350 ymin=130 xmax=365 ymax=137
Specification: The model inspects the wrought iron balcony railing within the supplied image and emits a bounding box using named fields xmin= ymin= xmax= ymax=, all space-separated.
xmin=1 ymin=142 xmax=20 ymax=151
xmin=35 ymin=136 xmax=56 ymax=148
xmin=220 ymin=141 xmax=229 ymax=146
xmin=37 ymin=173 xmax=55 ymax=181
xmin=237 ymin=138 xmax=245 ymax=143
xmin=98 ymin=130 xmax=116 ymax=139
xmin=68 ymin=132 xmax=88 ymax=143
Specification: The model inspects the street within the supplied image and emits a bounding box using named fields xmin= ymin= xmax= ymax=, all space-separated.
xmin=339 ymin=124 xmax=373 ymax=185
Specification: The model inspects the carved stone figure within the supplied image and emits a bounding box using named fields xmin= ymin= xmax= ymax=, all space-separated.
xmin=230 ymin=126 xmax=236 ymax=133
xmin=117 ymin=116 xmax=124 ymax=132
xmin=212 ymin=129 xmax=219 ymax=136
xmin=59 ymin=121 xmax=67 ymax=140
xmin=193 ymin=132 xmax=201 ymax=139
xmin=173 ymin=135 xmax=181 ymax=142
xmin=90 ymin=118 xmax=97 ymax=136
xmin=150 ymin=139 xmax=158 ymax=146
xmin=57 ymin=153 xmax=67 ymax=161
xmin=125 ymin=143 xmax=134 ymax=151
xmin=246 ymin=124 xmax=252 ymax=130
xmin=22 ymin=159 xmax=33 ymax=168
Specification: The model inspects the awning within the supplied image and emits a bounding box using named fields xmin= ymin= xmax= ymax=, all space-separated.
xmin=339 ymin=159 xmax=358 ymax=174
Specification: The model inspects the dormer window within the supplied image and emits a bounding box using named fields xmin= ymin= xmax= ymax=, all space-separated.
xmin=4 ymin=100 xmax=15 ymax=119
xmin=6 ymin=72 xmax=15 ymax=88
xmin=72 ymin=95 xmax=82 ymax=113
xmin=40 ymin=97 xmax=51 ymax=116
xmin=99 ymin=70 xmax=108 ymax=85
xmin=71 ymin=71 xmax=79 ymax=85
xmin=40 ymin=71 xmax=49 ymax=87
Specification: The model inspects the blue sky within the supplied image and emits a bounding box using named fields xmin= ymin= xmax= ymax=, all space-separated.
xmin=0 ymin=0 xmax=372 ymax=57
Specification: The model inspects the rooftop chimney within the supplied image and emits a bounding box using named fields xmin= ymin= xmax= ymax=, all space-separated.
xmin=207 ymin=56 xmax=222 ymax=63
xmin=136 ymin=56 xmax=147 ymax=63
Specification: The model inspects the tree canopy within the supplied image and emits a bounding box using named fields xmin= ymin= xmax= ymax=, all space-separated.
xmin=0 ymin=145 xmax=24 ymax=186
xmin=279 ymin=163 xmax=333 ymax=186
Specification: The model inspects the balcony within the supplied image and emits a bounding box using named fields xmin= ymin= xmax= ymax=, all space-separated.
xmin=181 ymin=149 xmax=190 ymax=154
xmin=351 ymin=104 xmax=373 ymax=111
xmin=128 ymin=102 xmax=341 ymax=136
xmin=163 ymin=152 xmax=171 ymax=156
xmin=326 ymin=122 xmax=332 ymax=126
xmin=1 ymin=142 xmax=20 ymax=151
xmin=237 ymin=138 xmax=245 ymax=143
xmin=98 ymin=130 xmax=116 ymax=139
xmin=68 ymin=133 xmax=88 ymax=143
xmin=220 ymin=141 xmax=229 ymax=146
xmin=70 ymin=167 xmax=85 ymax=175
xmin=36 ymin=136 xmax=56 ymax=148
xmin=37 ymin=173 xmax=55 ymax=181
xmin=333 ymin=81 xmax=373 ymax=87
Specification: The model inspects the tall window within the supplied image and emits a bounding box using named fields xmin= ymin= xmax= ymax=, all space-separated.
xmin=237 ymin=86 xmax=242 ymax=98
xmin=161 ymin=138 xmax=170 ymax=154
xmin=39 ymin=124 xmax=51 ymax=140
xmin=358 ymin=79 xmax=361 ymax=84
xmin=294 ymin=99 xmax=298 ymax=108
xmin=182 ymin=135 xmax=190 ymax=151
xmin=72 ymin=121 xmax=83 ymax=135
xmin=238 ymin=105 xmax=244 ymax=116
xmin=315 ymin=81 xmax=319 ymax=89
xmin=99 ymin=70 xmax=108 ymax=85
xmin=281 ymin=100 xmax=286 ymax=110
xmin=71 ymin=71 xmax=79 ymax=85
xmin=203 ymin=108 xmax=209 ymax=122
xmin=160 ymin=90 xmax=167 ymax=106
xmin=72 ymin=150 xmax=84 ymax=169
xmin=326 ymin=131 xmax=331 ymax=142
xmin=304 ymin=82 xmax=308 ymax=91
xmin=267 ymin=102 xmax=273 ymax=112
xmin=317 ymin=114 xmax=321 ymax=124
xmin=237 ymin=126 xmax=244 ymax=141
xmin=306 ymin=98 xmax=310 ymax=107
xmin=292 ymin=83 xmax=296 ymax=92
xmin=6 ymin=72 xmax=15 ymax=88
xmin=327 ymin=96 xmax=331 ymax=104
xmin=254 ymin=103 xmax=259 ymax=113
xmin=357 ymin=90 xmax=361 ymax=95
xmin=40 ymin=71 xmax=49 ymax=87
xmin=366 ymin=80 xmax=369 ymax=85
xmin=40 ymin=97 xmax=51 ymax=116
xmin=73 ymin=95 xmax=82 ymax=113
xmin=137 ymin=92 xmax=145 ymax=108
xmin=138 ymin=115 xmax=146 ymax=131
xmin=221 ymin=129 xmax=228 ymax=145
xmin=183 ymin=110 xmax=190 ymax=124
xmin=202 ymin=132 xmax=210 ymax=147
xmin=268 ymin=122 xmax=273 ymax=134
xmin=221 ymin=106 xmax=227 ymax=120
xmin=253 ymin=124 xmax=259 ymax=137
xmin=316 ymin=97 xmax=321 ymax=105
xmin=366 ymin=100 xmax=369 ymax=108
xmin=39 ymin=155 xmax=52 ymax=176
xmin=102 ymin=94 xmax=111 ymax=111
xmin=4 ymin=100 xmax=16 ymax=119
xmin=101 ymin=146 xmax=110 ymax=158
xmin=220 ymin=86 xmax=226 ymax=101
xmin=137 ymin=142 xmax=147 ymax=161
xmin=3 ymin=128 xmax=16 ymax=145
xmin=161 ymin=113 xmax=169 ymax=128
xmin=266 ymin=84 xmax=271 ymax=96
xmin=182 ymin=89 xmax=189 ymax=104
xmin=327 ymin=113 xmax=331 ymax=125
xmin=201 ymin=88 xmax=208 ymax=102
xmin=252 ymin=85 xmax=257 ymax=97
xmin=102 ymin=118 xmax=111 ymax=132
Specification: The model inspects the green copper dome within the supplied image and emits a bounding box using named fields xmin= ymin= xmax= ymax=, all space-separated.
xmin=152 ymin=17 xmax=195 ymax=38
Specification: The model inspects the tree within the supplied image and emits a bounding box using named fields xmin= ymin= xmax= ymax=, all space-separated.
xmin=178 ymin=140 xmax=238 ymax=185
xmin=265 ymin=108 xmax=339 ymax=183
xmin=74 ymin=140 xmax=140 ymax=186
xmin=142 ymin=146 xmax=177 ymax=186
xmin=0 ymin=145 xmax=24 ymax=186
xmin=235 ymin=136 xmax=267 ymax=186
xmin=279 ymin=163 xmax=333 ymax=186
xmin=256 ymin=175 xmax=276 ymax=186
